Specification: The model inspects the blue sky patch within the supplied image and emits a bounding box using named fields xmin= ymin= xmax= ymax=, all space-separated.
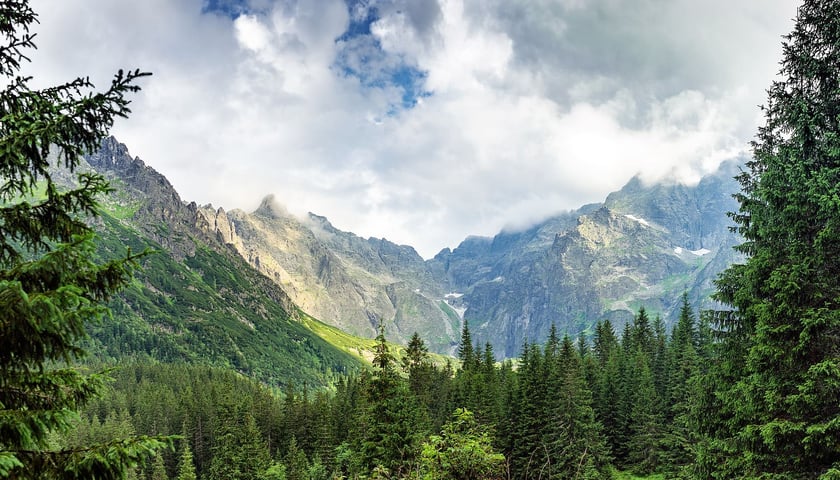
xmin=203 ymin=0 xmax=430 ymax=112
xmin=336 ymin=0 xmax=431 ymax=111
xmin=202 ymin=0 xmax=252 ymax=18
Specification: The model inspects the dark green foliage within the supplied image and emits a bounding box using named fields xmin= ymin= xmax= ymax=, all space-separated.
xmin=626 ymin=352 xmax=665 ymax=475
xmin=0 ymin=1 xmax=173 ymax=478
xmin=207 ymin=404 xmax=270 ymax=480
xmin=360 ymin=328 xmax=428 ymax=476
xmin=456 ymin=320 xmax=475 ymax=369
xmin=662 ymin=294 xmax=700 ymax=471
xmin=78 ymin=363 xmax=281 ymax=479
xmin=507 ymin=342 xmax=547 ymax=478
xmin=282 ymin=436 xmax=309 ymax=480
xmin=504 ymin=332 xmax=610 ymax=479
xmin=544 ymin=335 xmax=609 ymax=478
xmin=698 ymin=1 xmax=840 ymax=477
xmin=65 ymin=298 xmax=734 ymax=480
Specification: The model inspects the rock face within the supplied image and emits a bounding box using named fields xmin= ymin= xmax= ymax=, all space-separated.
xmin=432 ymin=161 xmax=743 ymax=357
xmin=195 ymin=159 xmax=742 ymax=357
xmin=86 ymin=137 xmax=202 ymax=258
xmin=72 ymin=137 xmax=363 ymax=387
xmin=86 ymin=136 xmax=744 ymax=358
xmin=197 ymin=195 xmax=460 ymax=352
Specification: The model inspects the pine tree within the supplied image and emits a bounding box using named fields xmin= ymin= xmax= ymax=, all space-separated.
xmin=0 ymin=2 xmax=171 ymax=478
xmin=626 ymin=352 xmax=664 ymax=475
xmin=544 ymin=335 xmax=609 ymax=479
xmin=150 ymin=454 xmax=169 ymax=480
xmin=176 ymin=432 xmax=197 ymax=480
xmin=457 ymin=321 xmax=476 ymax=370
xmin=360 ymin=325 xmax=427 ymax=476
xmin=703 ymin=0 xmax=840 ymax=477
xmin=508 ymin=342 xmax=548 ymax=479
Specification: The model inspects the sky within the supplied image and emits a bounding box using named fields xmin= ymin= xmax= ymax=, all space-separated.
xmin=27 ymin=0 xmax=797 ymax=258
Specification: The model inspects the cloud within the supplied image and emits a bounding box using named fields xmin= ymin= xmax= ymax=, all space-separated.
xmin=26 ymin=0 xmax=796 ymax=257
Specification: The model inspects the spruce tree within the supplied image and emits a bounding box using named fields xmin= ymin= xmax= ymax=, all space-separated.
xmin=0 ymin=1 xmax=170 ymax=478
xmin=508 ymin=342 xmax=548 ymax=479
xmin=176 ymin=438 xmax=197 ymax=480
xmin=457 ymin=321 xmax=476 ymax=370
xmin=360 ymin=326 xmax=427 ymax=476
xmin=626 ymin=351 xmax=664 ymax=475
xmin=150 ymin=454 xmax=169 ymax=480
xmin=664 ymin=295 xmax=700 ymax=471
xmin=207 ymin=400 xmax=270 ymax=480
xmin=707 ymin=0 xmax=840 ymax=476
xmin=402 ymin=332 xmax=429 ymax=374
xmin=545 ymin=335 xmax=609 ymax=479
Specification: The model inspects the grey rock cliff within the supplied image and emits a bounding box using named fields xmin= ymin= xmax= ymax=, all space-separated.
xmin=85 ymin=137 xmax=744 ymax=357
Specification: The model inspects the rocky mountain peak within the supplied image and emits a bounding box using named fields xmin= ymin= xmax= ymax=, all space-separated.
xmin=85 ymin=136 xmax=142 ymax=171
xmin=255 ymin=194 xmax=290 ymax=219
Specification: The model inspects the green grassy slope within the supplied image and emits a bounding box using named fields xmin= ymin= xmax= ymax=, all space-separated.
xmin=86 ymin=212 xmax=364 ymax=388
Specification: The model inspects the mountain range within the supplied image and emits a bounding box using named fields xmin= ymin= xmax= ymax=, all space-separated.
xmin=80 ymin=138 xmax=743 ymax=361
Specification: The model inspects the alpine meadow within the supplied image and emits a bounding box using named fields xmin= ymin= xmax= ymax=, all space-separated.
xmin=1 ymin=0 xmax=839 ymax=479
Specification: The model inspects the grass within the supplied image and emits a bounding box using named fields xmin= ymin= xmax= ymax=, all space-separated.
xmin=299 ymin=311 xmax=379 ymax=361
xmin=611 ymin=470 xmax=667 ymax=480
xmin=300 ymin=310 xmax=455 ymax=369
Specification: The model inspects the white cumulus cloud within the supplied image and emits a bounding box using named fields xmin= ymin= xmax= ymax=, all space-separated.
xmin=27 ymin=0 xmax=797 ymax=257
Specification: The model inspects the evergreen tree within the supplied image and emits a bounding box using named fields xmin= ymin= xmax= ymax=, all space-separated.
xmin=402 ymin=332 xmax=429 ymax=374
xmin=457 ymin=321 xmax=475 ymax=370
xmin=671 ymin=293 xmax=697 ymax=352
xmin=626 ymin=352 xmax=664 ymax=475
xmin=206 ymin=400 xmax=270 ymax=480
xmin=476 ymin=342 xmax=501 ymax=426
xmin=0 ymin=2 xmax=170 ymax=478
xmin=593 ymin=320 xmax=618 ymax=366
xmin=150 ymin=454 xmax=169 ymax=480
xmin=630 ymin=307 xmax=653 ymax=356
xmin=594 ymin=346 xmax=622 ymax=462
xmin=508 ymin=342 xmax=548 ymax=479
xmin=360 ymin=326 xmax=427 ymax=476
xmin=283 ymin=437 xmax=309 ymax=480
xmin=610 ymin=320 xmax=639 ymax=466
xmin=544 ymin=335 xmax=609 ymax=479
xmin=703 ymin=1 xmax=840 ymax=477
xmin=650 ymin=315 xmax=669 ymax=406
xmin=664 ymin=295 xmax=700 ymax=471
xmin=176 ymin=433 xmax=197 ymax=480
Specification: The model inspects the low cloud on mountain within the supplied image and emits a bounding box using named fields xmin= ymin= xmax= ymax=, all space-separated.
xmin=28 ymin=0 xmax=795 ymax=257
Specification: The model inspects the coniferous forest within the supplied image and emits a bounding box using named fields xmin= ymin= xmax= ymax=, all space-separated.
xmin=2 ymin=0 xmax=840 ymax=479
xmin=58 ymin=303 xmax=713 ymax=479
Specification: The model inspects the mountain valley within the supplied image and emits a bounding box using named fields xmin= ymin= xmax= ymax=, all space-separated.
xmin=84 ymin=137 xmax=743 ymax=359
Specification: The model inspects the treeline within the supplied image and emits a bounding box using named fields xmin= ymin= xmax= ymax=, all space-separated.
xmin=57 ymin=294 xmax=721 ymax=479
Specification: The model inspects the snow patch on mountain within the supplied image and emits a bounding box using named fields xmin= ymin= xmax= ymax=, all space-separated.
xmin=674 ymin=246 xmax=711 ymax=256
xmin=624 ymin=214 xmax=650 ymax=226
